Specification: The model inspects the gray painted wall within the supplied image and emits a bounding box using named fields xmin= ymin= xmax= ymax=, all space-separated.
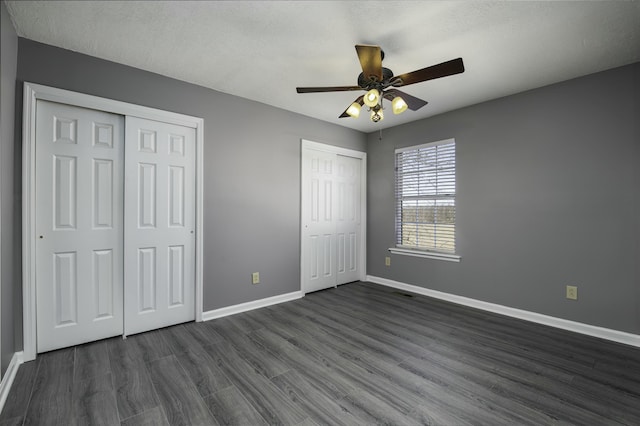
xmin=15 ymin=39 xmax=366 ymax=321
xmin=367 ymin=62 xmax=640 ymax=334
xmin=1 ymin=1 xmax=18 ymax=376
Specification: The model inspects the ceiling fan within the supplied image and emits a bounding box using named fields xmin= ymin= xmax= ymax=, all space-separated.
xmin=296 ymin=45 xmax=465 ymax=122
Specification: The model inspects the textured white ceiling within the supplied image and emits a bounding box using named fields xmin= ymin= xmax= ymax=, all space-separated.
xmin=5 ymin=1 xmax=640 ymax=132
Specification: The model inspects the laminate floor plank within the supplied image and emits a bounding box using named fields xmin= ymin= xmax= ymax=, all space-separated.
xmin=341 ymin=286 xmax=549 ymax=351
xmin=219 ymin=309 xmax=264 ymax=334
xmin=107 ymin=337 xmax=160 ymax=420
xmin=70 ymin=373 xmax=119 ymax=426
xmin=296 ymin=296 xmax=367 ymax=330
xmin=182 ymin=320 xmax=224 ymax=347
xmin=302 ymin=292 xmax=380 ymax=326
xmin=379 ymin=317 xmax=578 ymax=389
xmin=206 ymin=316 xmax=291 ymax=379
xmin=373 ymin=287 xmax=590 ymax=365
xmin=0 ymin=360 xmax=38 ymax=423
xmin=487 ymin=379 xmax=617 ymax=425
xmin=206 ymin=341 xmax=308 ymax=425
xmin=270 ymin=369 xmax=370 ymax=426
xmin=128 ymin=329 xmax=174 ymax=365
xmin=455 ymin=317 xmax=599 ymax=368
xmin=256 ymin=320 xmax=427 ymax=417
xmin=260 ymin=304 xmax=366 ymax=361
xmin=119 ymin=407 xmax=169 ymax=426
xmin=370 ymin=298 xmax=596 ymax=380
xmin=354 ymin=328 xmax=524 ymax=424
xmin=338 ymin=389 xmax=422 ymax=426
xmin=568 ymin=375 xmax=640 ymax=424
xmin=204 ymin=385 xmax=269 ymax=426
xmin=160 ymin=323 xmax=207 ymax=356
xmin=5 ymin=281 xmax=640 ymax=425
xmin=345 ymin=286 xmax=583 ymax=359
xmin=400 ymin=350 xmax=560 ymax=425
xmin=346 ymin=352 xmax=476 ymax=426
xmin=330 ymin=284 xmax=465 ymax=323
xmin=262 ymin=303 xmax=371 ymax=361
xmin=295 ymin=418 xmax=319 ymax=426
xmin=283 ymin=300 xmax=411 ymax=364
xmin=173 ymin=348 xmax=233 ymax=398
xmin=248 ymin=327 xmax=357 ymax=399
xmin=147 ymin=355 xmax=218 ymax=426
xmin=0 ymin=416 xmax=23 ymax=426
xmin=593 ymin=358 xmax=640 ymax=385
xmin=23 ymin=348 xmax=75 ymax=426
xmin=74 ymin=340 xmax=111 ymax=382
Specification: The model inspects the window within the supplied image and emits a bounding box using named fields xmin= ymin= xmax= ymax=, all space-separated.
xmin=394 ymin=139 xmax=457 ymax=258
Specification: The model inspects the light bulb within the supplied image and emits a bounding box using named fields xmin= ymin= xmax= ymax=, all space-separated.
xmin=392 ymin=96 xmax=408 ymax=114
xmin=363 ymin=89 xmax=380 ymax=107
xmin=346 ymin=102 xmax=361 ymax=118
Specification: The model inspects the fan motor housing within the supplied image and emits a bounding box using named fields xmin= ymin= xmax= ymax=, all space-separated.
xmin=358 ymin=67 xmax=394 ymax=89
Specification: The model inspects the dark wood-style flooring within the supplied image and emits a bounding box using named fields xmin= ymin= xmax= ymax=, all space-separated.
xmin=1 ymin=282 xmax=639 ymax=425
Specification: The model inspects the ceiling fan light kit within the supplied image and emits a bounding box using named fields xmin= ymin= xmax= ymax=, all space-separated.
xmin=296 ymin=44 xmax=465 ymax=123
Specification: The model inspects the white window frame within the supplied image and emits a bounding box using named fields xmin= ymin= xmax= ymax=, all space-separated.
xmin=389 ymin=138 xmax=460 ymax=262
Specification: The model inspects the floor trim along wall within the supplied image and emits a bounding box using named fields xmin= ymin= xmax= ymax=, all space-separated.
xmin=366 ymin=275 xmax=640 ymax=348
xmin=0 ymin=352 xmax=24 ymax=413
xmin=201 ymin=291 xmax=304 ymax=322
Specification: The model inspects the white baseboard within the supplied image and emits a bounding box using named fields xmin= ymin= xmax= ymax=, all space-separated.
xmin=202 ymin=291 xmax=303 ymax=321
xmin=366 ymin=275 xmax=640 ymax=348
xmin=0 ymin=351 xmax=24 ymax=413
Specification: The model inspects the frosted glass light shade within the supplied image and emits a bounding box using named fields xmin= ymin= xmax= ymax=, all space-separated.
xmin=363 ymin=89 xmax=380 ymax=107
xmin=392 ymin=96 xmax=408 ymax=114
xmin=346 ymin=102 xmax=361 ymax=118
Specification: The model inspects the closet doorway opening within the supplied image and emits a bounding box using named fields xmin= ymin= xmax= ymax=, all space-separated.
xmin=300 ymin=139 xmax=366 ymax=294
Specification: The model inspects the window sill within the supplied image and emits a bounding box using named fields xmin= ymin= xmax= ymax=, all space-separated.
xmin=388 ymin=247 xmax=461 ymax=263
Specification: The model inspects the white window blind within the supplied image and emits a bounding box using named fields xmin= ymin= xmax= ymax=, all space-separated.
xmin=395 ymin=139 xmax=456 ymax=254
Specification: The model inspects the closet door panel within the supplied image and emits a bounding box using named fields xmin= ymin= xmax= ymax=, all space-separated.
xmin=124 ymin=117 xmax=196 ymax=336
xmin=35 ymin=100 xmax=124 ymax=353
xmin=336 ymin=155 xmax=361 ymax=285
xmin=302 ymin=149 xmax=337 ymax=293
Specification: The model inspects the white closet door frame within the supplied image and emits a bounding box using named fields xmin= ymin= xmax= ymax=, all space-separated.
xmin=22 ymin=82 xmax=205 ymax=362
xmin=300 ymin=139 xmax=367 ymax=294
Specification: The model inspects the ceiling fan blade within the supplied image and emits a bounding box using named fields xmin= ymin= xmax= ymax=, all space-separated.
xmin=355 ymin=44 xmax=383 ymax=82
xmin=392 ymin=58 xmax=464 ymax=87
xmin=297 ymin=86 xmax=362 ymax=93
xmin=383 ymin=89 xmax=428 ymax=111
xmin=339 ymin=95 xmax=364 ymax=118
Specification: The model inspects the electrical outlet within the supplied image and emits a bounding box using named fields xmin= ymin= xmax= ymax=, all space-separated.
xmin=385 ymin=256 xmax=391 ymax=266
xmin=566 ymin=285 xmax=578 ymax=300
xmin=252 ymin=272 xmax=260 ymax=285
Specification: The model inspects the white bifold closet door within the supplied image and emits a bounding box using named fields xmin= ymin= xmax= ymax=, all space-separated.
xmin=302 ymin=147 xmax=361 ymax=293
xmin=123 ymin=116 xmax=196 ymax=336
xmin=35 ymin=100 xmax=125 ymax=352
xmin=35 ymin=101 xmax=196 ymax=353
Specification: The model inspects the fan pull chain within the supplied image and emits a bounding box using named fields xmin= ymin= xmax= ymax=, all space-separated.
xmin=379 ymin=128 xmax=383 ymax=141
